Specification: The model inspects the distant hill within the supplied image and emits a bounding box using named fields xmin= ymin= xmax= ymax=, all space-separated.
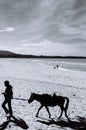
xmin=0 ymin=50 xmax=22 ymax=58
xmin=0 ymin=50 xmax=15 ymax=55
xmin=0 ymin=50 xmax=86 ymax=58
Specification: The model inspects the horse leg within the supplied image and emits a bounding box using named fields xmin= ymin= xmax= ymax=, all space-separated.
xmin=58 ymin=107 xmax=63 ymax=119
xmin=64 ymin=97 xmax=70 ymax=121
xmin=45 ymin=106 xmax=51 ymax=118
xmin=36 ymin=105 xmax=43 ymax=117
xmin=64 ymin=108 xmax=68 ymax=118
xmin=64 ymin=108 xmax=70 ymax=121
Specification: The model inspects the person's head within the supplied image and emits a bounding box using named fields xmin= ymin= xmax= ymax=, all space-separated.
xmin=4 ymin=80 xmax=9 ymax=87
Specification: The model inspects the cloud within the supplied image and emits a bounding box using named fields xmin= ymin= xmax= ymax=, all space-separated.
xmin=0 ymin=27 xmax=15 ymax=32
xmin=6 ymin=27 xmax=15 ymax=32
xmin=0 ymin=0 xmax=86 ymax=56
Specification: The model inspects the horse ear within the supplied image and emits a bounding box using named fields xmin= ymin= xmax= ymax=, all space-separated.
xmin=53 ymin=92 xmax=56 ymax=95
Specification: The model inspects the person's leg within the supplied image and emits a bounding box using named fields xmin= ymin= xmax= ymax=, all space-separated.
xmin=8 ymin=100 xmax=13 ymax=116
xmin=2 ymin=100 xmax=9 ymax=114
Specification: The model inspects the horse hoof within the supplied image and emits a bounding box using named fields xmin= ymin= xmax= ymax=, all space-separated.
xmin=36 ymin=115 xmax=38 ymax=117
xmin=67 ymin=118 xmax=71 ymax=122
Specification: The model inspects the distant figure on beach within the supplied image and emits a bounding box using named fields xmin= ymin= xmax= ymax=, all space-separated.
xmin=2 ymin=80 xmax=13 ymax=116
xmin=54 ymin=65 xmax=58 ymax=69
xmin=56 ymin=65 xmax=58 ymax=68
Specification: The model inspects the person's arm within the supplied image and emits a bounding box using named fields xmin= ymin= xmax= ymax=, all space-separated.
xmin=2 ymin=92 xmax=5 ymax=95
xmin=2 ymin=92 xmax=7 ymax=96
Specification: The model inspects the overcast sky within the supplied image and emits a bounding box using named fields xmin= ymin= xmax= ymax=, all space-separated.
xmin=0 ymin=0 xmax=86 ymax=56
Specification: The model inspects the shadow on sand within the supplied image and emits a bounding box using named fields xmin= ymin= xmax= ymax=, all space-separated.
xmin=0 ymin=115 xmax=29 ymax=130
xmin=37 ymin=116 xmax=86 ymax=130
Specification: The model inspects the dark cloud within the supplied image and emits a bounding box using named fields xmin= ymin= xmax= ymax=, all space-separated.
xmin=0 ymin=0 xmax=41 ymax=26
xmin=74 ymin=0 xmax=86 ymax=9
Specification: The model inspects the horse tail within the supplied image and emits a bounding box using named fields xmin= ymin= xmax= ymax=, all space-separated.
xmin=64 ymin=97 xmax=69 ymax=111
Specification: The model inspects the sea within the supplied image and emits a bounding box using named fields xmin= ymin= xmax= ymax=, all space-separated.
xmin=0 ymin=58 xmax=86 ymax=72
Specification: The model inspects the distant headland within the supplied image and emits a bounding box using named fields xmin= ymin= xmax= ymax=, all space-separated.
xmin=0 ymin=50 xmax=86 ymax=59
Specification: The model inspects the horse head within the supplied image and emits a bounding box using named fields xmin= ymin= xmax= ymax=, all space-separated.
xmin=28 ymin=93 xmax=35 ymax=103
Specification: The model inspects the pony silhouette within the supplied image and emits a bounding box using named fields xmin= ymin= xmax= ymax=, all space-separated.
xmin=28 ymin=93 xmax=69 ymax=120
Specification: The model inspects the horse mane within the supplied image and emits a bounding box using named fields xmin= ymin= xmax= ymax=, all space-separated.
xmin=33 ymin=93 xmax=56 ymax=98
xmin=42 ymin=93 xmax=51 ymax=96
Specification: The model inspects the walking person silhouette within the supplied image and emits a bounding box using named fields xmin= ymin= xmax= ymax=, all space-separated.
xmin=2 ymin=80 xmax=13 ymax=117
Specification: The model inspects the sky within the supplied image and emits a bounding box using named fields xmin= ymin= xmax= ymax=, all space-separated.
xmin=0 ymin=0 xmax=86 ymax=56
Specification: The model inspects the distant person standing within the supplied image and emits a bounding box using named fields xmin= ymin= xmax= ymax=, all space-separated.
xmin=54 ymin=64 xmax=59 ymax=69
xmin=2 ymin=80 xmax=13 ymax=116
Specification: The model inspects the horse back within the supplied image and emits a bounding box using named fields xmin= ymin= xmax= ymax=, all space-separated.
xmin=38 ymin=94 xmax=52 ymax=105
xmin=51 ymin=96 xmax=65 ymax=106
xmin=42 ymin=94 xmax=51 ymax=99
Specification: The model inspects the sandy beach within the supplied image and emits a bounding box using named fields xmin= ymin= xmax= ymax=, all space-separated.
xmin=0 ymin=58 xmax=86 ymax=130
